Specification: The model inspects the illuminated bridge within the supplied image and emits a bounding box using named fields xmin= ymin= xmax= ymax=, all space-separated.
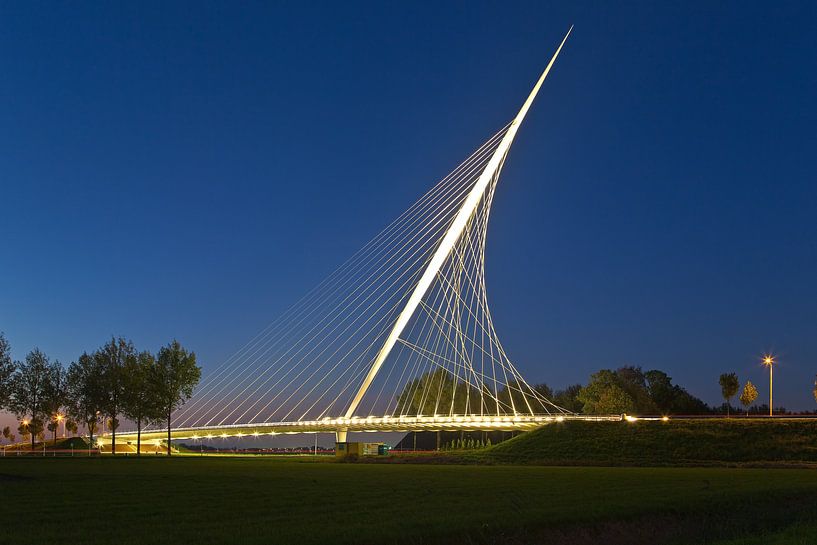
xmin=118 ymin=28 xmax=612 ymax=446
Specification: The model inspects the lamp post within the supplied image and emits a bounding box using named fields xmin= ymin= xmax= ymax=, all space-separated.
xmin=762 ymin=355 xmax=775 ymax=416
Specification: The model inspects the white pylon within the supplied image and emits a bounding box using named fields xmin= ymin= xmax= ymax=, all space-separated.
xmin=342 ymin=26 xmax=574 ymax=422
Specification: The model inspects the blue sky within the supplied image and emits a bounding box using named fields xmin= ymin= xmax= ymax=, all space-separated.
xmin=2 ymin=0 xmax=816 ymax=428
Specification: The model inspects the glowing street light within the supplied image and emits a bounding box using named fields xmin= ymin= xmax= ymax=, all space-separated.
xmin=56 ymin=414 xmax=64 ymax=438
xmin=762 ymin=354 xmax=776 ymax=416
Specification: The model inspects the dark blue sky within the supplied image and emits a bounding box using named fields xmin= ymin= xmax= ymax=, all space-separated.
xmin=2 ymin=1 xmax=816 ymax=416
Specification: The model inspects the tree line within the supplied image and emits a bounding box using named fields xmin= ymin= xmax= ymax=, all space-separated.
xmin=717 ymin=371 xmax=817 ymax=416
xmin=547 ymin=366 xmax=817 ymax=415
xmin=0 ymin=332 xmax=200 ymax=456
xmin=549 ymin=367 xmax=712 ymax=415
xmin=395 ymin=365 xmax=817 ymax=416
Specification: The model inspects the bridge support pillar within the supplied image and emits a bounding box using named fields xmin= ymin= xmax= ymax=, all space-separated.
xmin=336 ymin=429 xmax=347 ymax=443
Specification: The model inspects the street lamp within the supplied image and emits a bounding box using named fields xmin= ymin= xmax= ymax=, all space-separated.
xmin=762 ymin=354 xmax=775 ymax=416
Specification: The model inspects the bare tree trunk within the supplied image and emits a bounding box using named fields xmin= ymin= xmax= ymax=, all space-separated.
xmin=111 ymin=415 xmax=116 ymax=456
xmin=167 ymin=412 xmax=171 ymax=457
xmin=136 ymin=417 xmax=141 ymax=457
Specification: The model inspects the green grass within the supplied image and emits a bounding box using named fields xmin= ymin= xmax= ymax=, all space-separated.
xmin=472 ymin=419 xmax=817 ymax=466
xmin=2 ymin=457 xmax=817 ymax=544
xmin=711 ymin=522 xmax=817 ymax=545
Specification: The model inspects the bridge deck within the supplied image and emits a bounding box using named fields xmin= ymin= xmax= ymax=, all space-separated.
xmin=112 ymin=414 xmax=625 ymax=442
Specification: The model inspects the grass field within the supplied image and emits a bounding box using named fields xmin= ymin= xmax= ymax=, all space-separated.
xmin=2 ymin=456 xmax=817 ymax=544
xmin=471 ymin=419 xmax=817 ymax=466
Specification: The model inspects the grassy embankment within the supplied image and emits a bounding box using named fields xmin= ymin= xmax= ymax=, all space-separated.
xmin=465 ymin=418 xmax=817 ymax=466
xmin=2 ymin=436 xmax=89 ymax=452
xmin=2 ymin=456 xmax=817 ymax=544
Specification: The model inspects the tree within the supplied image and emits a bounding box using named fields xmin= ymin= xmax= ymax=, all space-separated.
xmin=105 ymin=417 xmax=118 ymax=434
xmin=18 ymin=420 xmax=30 ymax=444
xmin=121 ymin=351 xmax=160 ymax=456
xmin=396 ymin=369 xmax=481 ymax=415
xmin=533 ymin=383 xmax=584 ymax=414
xmin=9 ymin=349 xmax=52 ymax=450
xmin=495 ymin=380 xmax=545 ymax=415
xmin=153 ymin=340 xmax=201 ymax=456
xmin=719 ymin=373 xmax=739 ymax=417
xmin=532 ymin=383 xmax=554 ymax=399
xmin=66 ymin=353 xmax=105 ymax=451
xmin=596 ymin=385 xmax=635 ymax=414
xmin=740 ymin=381 xmax=759 ymax=416
xmin=42 ymin=360 xmax=67 ymax=444
xmin=46 ymin=420 xmax=59 ymax=444
xmin=2 ymin=426 xmax=10 ymax=443
xmin=668 ymin=387 xmax=710 ymax=414
xmin=813 ymin=375 xmax=817 ymax=406
xmin=66 ymin=419 xmax=78 ymax=437
xmin=96 ymin=337 xmax=136 ymax=455
xmin=614 ymin=366 xmax=659 ymax=414
xmin=578 ymin=366 xmax=664 ymax=415
xmin=0 ymin=333 xmax=15 ymax=410
xmin=577 ymin=370 xmax=636 ymax=414
xmin=552 ymin=384 xmax=584 ymax=413
xmin=644 ymin=370 xmax=675 ymax=412
xmin=642 ymin=369 xmax=711 ymax=415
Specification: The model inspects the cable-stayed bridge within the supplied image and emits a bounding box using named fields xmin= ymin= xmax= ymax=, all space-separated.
xmin=119 ymin=27 xmax=616 ymax=445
